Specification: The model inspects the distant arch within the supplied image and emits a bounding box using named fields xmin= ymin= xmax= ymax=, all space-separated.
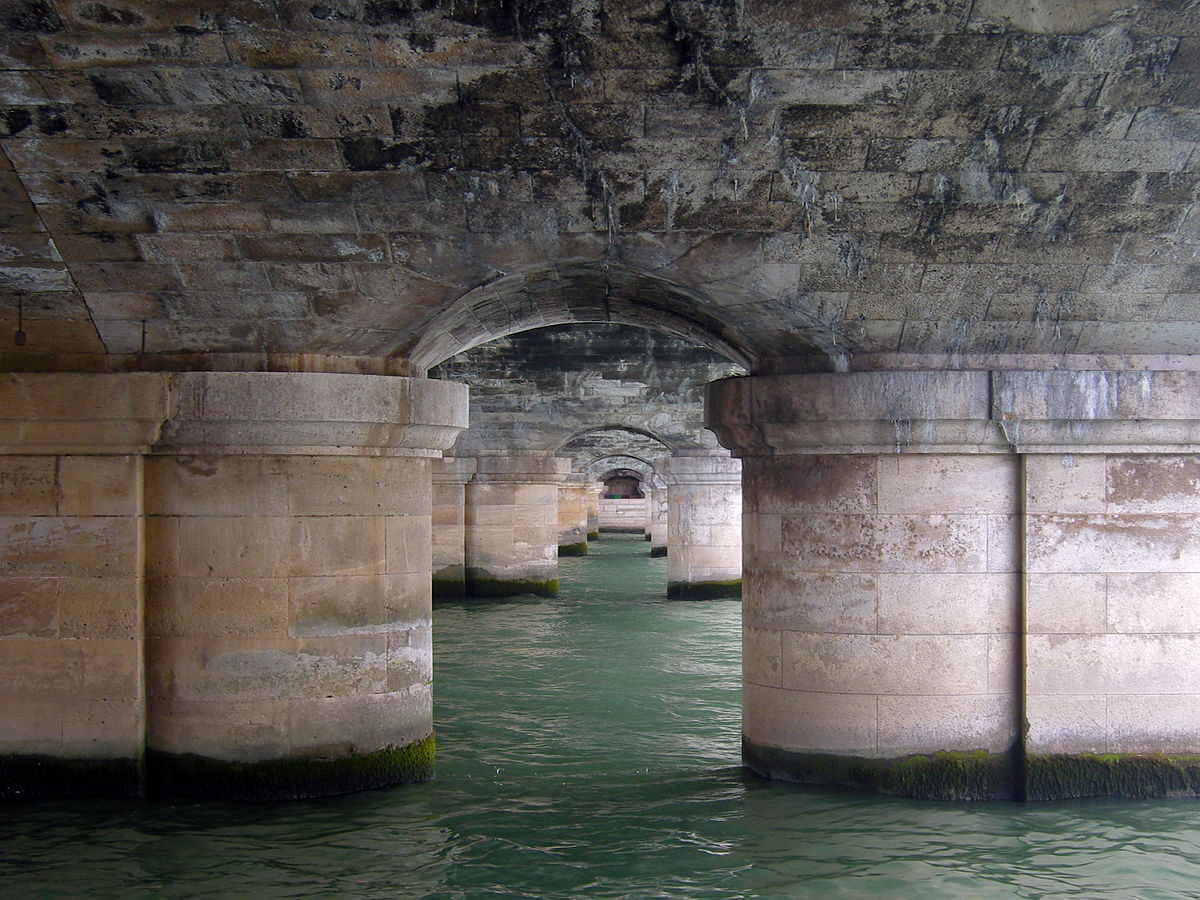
xmin=408 ymin=262 xmax=756 ymax=374
xmin=584 ymin=454 xmax=657 ymax=481
xmin=557 ymin=423 xmax=673 ymax=455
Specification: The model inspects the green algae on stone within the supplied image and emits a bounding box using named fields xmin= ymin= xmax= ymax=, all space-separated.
xmin=467 ymin=572 xmax=559 ymax=598
xmin=558 ymin=541 xmax=588 ymax=556
xmin=743 ymin=738 xmax=1018 ymax=801
xmin=146 ymin=733 xmax=436 ymax=801
xmin=433 ymin=576 xmax=467 ymax=599
xmin=586 ymin=531 xmax=600 ymax=540
xmin=667 ymin=579 xmax=741 ymax=599
xmin=650 ymin=546 xmax=667 ymax=558
xmin=1027 ymin=752 xmax=1200 ymax=800
xmin=0 ymin=754 xmax=142 ymax=799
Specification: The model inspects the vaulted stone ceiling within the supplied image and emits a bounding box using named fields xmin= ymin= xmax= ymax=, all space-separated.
xmin=1 ymin=0 xmax=1197 ymax=375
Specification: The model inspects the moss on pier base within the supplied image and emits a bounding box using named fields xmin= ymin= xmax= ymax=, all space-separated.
xmin=0 ymin=755 xmax=142 ymax=799
xmin=466 ymin=570 xmax=558 ymax=597
xmin=668 ymin=579 xmax=741 ymax=600
xmin=743 ymin=738 xmax=1018 ymax=801
xmin=146 ymin=734 xmax=435 ymax=801
xmin=558 ymin=541 xmax=588 ymax=556
xmin=650 ymin=545 xmax=667 ymax=558
xmin=586 ymin=531 xmax=600 ymax=540
xmin=1027 ymin=753 xmax=1200 ymax=800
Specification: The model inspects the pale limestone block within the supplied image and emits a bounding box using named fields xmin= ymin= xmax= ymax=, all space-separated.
xmin=79 ymin=638 xmax=141 ymax=699
xmin=512 ymin=502 xmax=554 ymax=527
xmin=987 ymin=633 xmax=1019 ymax=694
xmin=289 ymin=575 xmax=392 ymax=637
xmin=147 ymin=697 xmax=291 ymax=759
xmin=744 ymin=455 xmax=876 ymax=515
xmin=56 ymin=576 xmax=140 ymax=639
xmin=1030 ymin=633 xmax=1200 ymax=695
xmin=1028 ymin=514 xmax=1200 ymax=573
xmin=0 ymin=456 xmax=56 ymax=515
xmin=1025 ymin=454 xmax=1106 ymax=514
xmin=288 ymin=515 xmax=385 ymax=577
xmin=468 ymin=503 xmax=516 ymax=526
xmin=1026 ymin=574 xmax=1107 ymax=634
xmin=781 ymin=632 xmax=990 ymax=695
xmin=781 ymin=513 xmax=988 ymax=574
xmin=1108 ymin=695 xmax=1200 ymax=754
xmin=385 ymin=625 xmax=432 ymax=689
xmin=743 ymin=626 xmax=782 ymax=687
xmin=149 ymin=634 xmax=388 ymax=702
xmin=148 ymin=516 xmax=289 ymax=578
xmin=986 ymin=514 xmax=1020 ymax=573
xmin=0 ymin=516 xmax=139 ymax=577
xmin=743 ymin=570 xmax=878 ymax=633
xmin=512 ymin=483 xmax=557 ymax=506
xmin=1025 ymin=694 xmax=1108 ymax=755
xmin=876 ymin=455 xmax=1018 ymax=515
xmin=287 ymin=685 xmax=431 ymax=756
xmin=0 ymin=699 xmax=62 ymax=753
xmin=1027 ymin=634 xmax=1107 ymax=694
xmin=1107 ymin=455 xmax=1200 ymax=513
xmin=707 ymin=524 xmax=743 ymax=548
xmin=877 ymin=694 xmax=1016 ymax=755
xmin=0 ymin=637 xmax=83 ymax=699
xmin=285 ymin=456 xmax=429 ymax=517
xmin=57 ymin=455 xmax=140 ymax=516
xmin=676 ymin=544 xmax=739 ymax=569
xmin=61 ymin=697 xmax=143 ymax=757
xmin=147 ymin=576 xmax=288 ymax=638
xmin=1108 ymin=572 xmax=1200 ymax=634
xmin=743 ymin=513 xmax=782 ymax=558
xmin=743 ymin=682 xmax=878 ymax=754
xmin=384 ymin=515 xmax=432 ymax=574
xmin=467 ymin=483 xmax=515 ymax=508
xmin=145 ymin=456 xmax=288 ymax=517
xmin=0 ymin=577 xmax=58 ymax=637
xmin=877 ymin=573 xmax=1017 ymax=635
xmin=381 ymin=572 xmax=431 ymax=623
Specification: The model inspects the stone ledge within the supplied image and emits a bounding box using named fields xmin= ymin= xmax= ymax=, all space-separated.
xmin=708 ymin=371 xmax=1200 ymax=455
xmin=0 ymin=372 xmax=469 ymax=457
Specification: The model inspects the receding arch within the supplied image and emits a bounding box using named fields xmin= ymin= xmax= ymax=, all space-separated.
xmin=584 ymin=454 xmax=657 ymax=482
xmin=410 ymin=262 xmax=757 ymax=374
xmin=558 ymin=423 xmax=674 ymax=455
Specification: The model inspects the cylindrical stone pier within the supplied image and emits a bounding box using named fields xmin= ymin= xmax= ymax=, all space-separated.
xmin=648 ymin=477 xmax=668 ymax=557
xmin=558 ymin=474 xmax=590 ymax=556
xmin=708 ymin=369 xmax=1200 ymax=801
xmin=586 ymin=483 xmax=601 ymax=540
xmin=464 ymin=455 xmax=571 ymax=597
xmin=432 ymin=457 xmax=477 ymax=598
xmin=0 ymin=373 xmax=165 ymax=798
xmin=657 ymin=456 xmax=742 ymax=599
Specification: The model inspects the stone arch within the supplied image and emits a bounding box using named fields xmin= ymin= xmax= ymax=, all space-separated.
xmin=585 ymin=454 xmax=656 ymax=482
xmin=409 ymin=262 xmax=757 ymax=374
xmin=558 ymin=423 xmax=674 ymax=456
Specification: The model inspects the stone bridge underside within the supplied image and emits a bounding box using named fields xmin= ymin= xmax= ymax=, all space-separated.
xmin=3 ymin=0 xmax=1200 ymax=803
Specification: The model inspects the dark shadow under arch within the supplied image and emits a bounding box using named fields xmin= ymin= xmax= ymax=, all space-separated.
xmin=409 ymin=262 xmax=756 ymax=374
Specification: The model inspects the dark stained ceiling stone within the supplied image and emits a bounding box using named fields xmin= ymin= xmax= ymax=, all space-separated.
xmin=1 ymin=0 xmax=1198 ymax=374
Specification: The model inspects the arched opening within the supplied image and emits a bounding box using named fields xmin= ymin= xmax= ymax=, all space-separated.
xmin=410 ymin=262 xmax=758 ymax=375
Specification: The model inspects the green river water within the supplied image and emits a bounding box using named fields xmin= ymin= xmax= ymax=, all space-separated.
xmin=4 ymin=533 xmax=1200 ymax=898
